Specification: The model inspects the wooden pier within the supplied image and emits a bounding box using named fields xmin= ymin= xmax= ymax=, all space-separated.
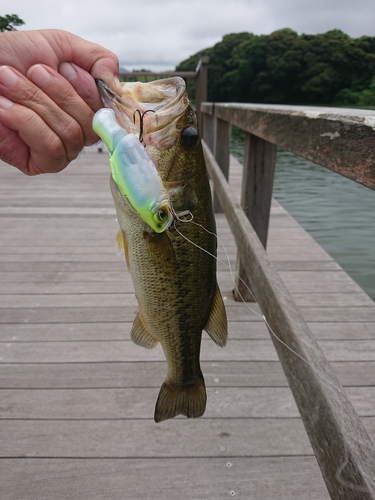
xmin=0 ymin=147 xmax=374 ymax=499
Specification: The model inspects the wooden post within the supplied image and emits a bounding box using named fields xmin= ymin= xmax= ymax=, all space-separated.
xmin=202 ymin=105 xmax=216 ymax=152
xmin=203 ymin=139 xmax=375 ymax=498
xmin=213 ymin=118 xmax=231 ymax=213
xmin=195 ymin=56 xmax=209 ymax=133
xmin=234 ymin=132 xmax=277 ymax=301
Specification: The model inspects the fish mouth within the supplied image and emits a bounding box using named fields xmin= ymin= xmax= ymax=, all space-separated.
xmin=96 ymin=77 xmax=194 ymax=150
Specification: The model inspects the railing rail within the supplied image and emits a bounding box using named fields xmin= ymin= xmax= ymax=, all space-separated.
xmin=201 ymin=102 xmax=375 ymax=499
xmin=202 ymin=103 xmax=375 ymax=299
xmin=202 ymin=103 xmax=375 ymax=189
xmin=119 ymin=70 xmax=197 ymax=79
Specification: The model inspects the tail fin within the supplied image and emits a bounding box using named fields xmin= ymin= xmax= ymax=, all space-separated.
xmin=154 ymin=378 xmax=207 ymax=423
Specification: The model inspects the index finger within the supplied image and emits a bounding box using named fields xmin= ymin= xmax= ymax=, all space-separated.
xmin=0 ymin=30 xmax=122 ymax=95
xmin=41 ymin=30 xmax=123 ymax=94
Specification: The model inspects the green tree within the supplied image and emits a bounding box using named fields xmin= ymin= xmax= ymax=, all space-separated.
xmin=358 ymin=77 xmax=375 ymax=107
xmin=0 ymin=14 xmax=25 ymax=32
xmin=176 ymin=29 xmax=375 ymax=107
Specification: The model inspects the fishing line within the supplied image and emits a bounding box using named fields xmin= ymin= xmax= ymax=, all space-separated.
xmin=173 ymin=218 xmax=374 ymax=492
xmin=173 ymin=219 xmax=321 ymax=371
xmin=176 ymin=218 xmax=366 ymax=390
xmin=176 ymin=218 xmax=374 ymax=492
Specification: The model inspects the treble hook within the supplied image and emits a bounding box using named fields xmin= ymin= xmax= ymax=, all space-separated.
xmin=168 ymin=209 xmax=194 ymax=232
xmin=133 ymin=109 xmax=156 ymax=145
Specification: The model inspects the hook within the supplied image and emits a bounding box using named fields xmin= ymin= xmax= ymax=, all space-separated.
xmin=133 ymin=109 xmax=156 ymax=145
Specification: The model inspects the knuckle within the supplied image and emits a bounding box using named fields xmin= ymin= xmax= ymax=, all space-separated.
xmin=64 ymin=118 xmax=83 ymax=143
xmin=62 ymin=119 xmax=85 ymax=158
xmin=46 ymin=134 xmax=66 ymax=161
xmin=84 ymin=127 xmax=100 ymax=147
xmin=18 ymin=84 xmax=44 ymax=107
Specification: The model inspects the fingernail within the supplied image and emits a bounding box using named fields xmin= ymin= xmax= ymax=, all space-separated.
xmin=0 ymin=66 xmax=18 ymax=87
xmin=113 ymin=76 xmax=122 ymax=95
xmin=0 ymin=96 xmax=14 ymax=108
xmin=29 ymin=65 xmax=51 ymax=87
xmin=59 ymin=62 xmax=78 ymax=82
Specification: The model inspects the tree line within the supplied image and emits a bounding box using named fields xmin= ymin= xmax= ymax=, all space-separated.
xmin=176 ymin=29 xmax=375 ymax=107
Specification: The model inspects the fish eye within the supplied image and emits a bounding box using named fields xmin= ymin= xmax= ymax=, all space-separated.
xmin=181 ymin=126 xmax=199 ymax=149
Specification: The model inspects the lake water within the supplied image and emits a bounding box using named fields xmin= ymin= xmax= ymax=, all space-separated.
xmin=230 ymin=127 xmax=375 ymax=301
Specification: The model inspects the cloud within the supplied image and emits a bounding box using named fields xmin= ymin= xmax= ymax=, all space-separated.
xmin=3 ymin=0 xmax=374 ymax=70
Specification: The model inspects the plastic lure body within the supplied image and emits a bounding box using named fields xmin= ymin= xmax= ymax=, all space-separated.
xmin=92 ymin=108 xmax=173 ymax=233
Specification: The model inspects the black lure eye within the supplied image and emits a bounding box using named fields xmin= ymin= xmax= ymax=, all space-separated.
xmin=158 ymin=208 xmax=167 ymax=221
xmin=181 ymin=126 xmax=199 ymax=149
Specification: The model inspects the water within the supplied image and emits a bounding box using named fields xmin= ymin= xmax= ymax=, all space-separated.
xmin=230 ymin=127 xmax=375 ymax=301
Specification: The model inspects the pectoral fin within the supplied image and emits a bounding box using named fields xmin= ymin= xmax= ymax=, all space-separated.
xmin=204 ymin=284 xmax=228 ymax=347
xmin=131 ymin=311 xmax=159 ymax=349
xmin=143 ymin=230 xmax=177 ymax=273
xmin=115 ymin=229 xmax=130 ymax=269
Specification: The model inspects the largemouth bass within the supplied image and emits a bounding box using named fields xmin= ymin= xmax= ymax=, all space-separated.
xmin=95 ymin=77 xmax=227 ymax=422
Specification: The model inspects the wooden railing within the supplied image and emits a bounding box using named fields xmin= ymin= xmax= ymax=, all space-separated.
xmin=201 ymin=102 xmax=375 ymax=499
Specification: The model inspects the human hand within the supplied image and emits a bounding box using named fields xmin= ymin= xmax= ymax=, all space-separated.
xmin=0 ymin=29 xmax=121 ymax=174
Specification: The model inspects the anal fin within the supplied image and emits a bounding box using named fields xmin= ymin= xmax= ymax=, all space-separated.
xmin=131 ymin=311 xmax=158 ymax=349
xmin=204 ymin=284 xmax=228 ymax=347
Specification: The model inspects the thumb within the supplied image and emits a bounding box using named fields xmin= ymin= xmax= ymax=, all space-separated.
xmin=90 ymin=57 xmax=123 ymax=95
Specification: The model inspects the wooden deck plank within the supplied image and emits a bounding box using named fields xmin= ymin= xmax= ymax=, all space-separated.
xmin=1 ymin=386 xmax=373 ymax=419
xmin=0 ymin=339 xmax=279 ymax=363
xmin=1 ymin=149 xmax=374 ymax=499
xmin=0 ymin=387 xmax=303 ymax=419
xmin=1 ymin=457 xmax=329 ymax=500
xmin=0 ymin=418 xmax=326 ymax=457
xmin=0 ymin=321 xmax=270 ymax=341
xmin=1 ymin=338 xmax=374 ymax=363
xmin=1 ymin=361 xmax=373 ymax=389
xmin=1 ymin=304 xmax=374 ymax=323
xmin=0 ymin=361 xmax=289 ymax=389
xmin=1 ymin=319 xmax=374 ymax=341
xmin=1 ymin=418 xmax=374 ymax=458
xmin=1 ymin=290 xmax=372 ymax=308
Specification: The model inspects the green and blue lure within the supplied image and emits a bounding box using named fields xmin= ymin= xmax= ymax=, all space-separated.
xmin=92 ymin=108 xmax=174 ymax=233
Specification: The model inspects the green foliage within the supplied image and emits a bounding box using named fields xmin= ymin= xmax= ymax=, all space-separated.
xmin=358 ymin=89 xmax=375 ymax=107
xmin=0 ymin=14 xmax=25 ymax=32
xmin=333 ymin=88 xmax=361 ymax=106
xmin=176 ymin=29 xmax=375 ymax=107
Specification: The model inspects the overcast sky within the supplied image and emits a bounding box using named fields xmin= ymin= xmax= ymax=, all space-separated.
xmin=2 ymin=0 xmax=375 ymax=71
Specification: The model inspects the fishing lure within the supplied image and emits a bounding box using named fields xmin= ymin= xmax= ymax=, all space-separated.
xmin=92 ymin=108 xmax=174 ymax=233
